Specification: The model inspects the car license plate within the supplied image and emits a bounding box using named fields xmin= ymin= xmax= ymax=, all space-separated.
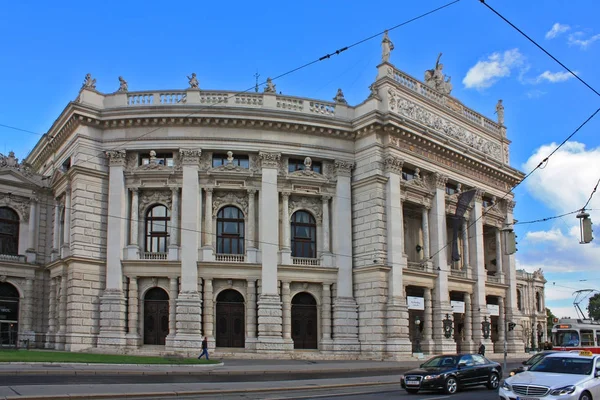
xmin=406 ymin=379 xmax=420 ymax=386
xmin=516 ymin=397 xmax=540 ymax=400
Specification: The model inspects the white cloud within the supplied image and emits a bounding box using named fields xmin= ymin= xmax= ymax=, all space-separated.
xmin=568 ymin=32 xmax=600 ymax=49
xmin=525 ymin=228 xmax=564 ymax=243
xmin=526 ymin=89 xmax=546 ymax=99
xmin=545 ymin=23 xmax=570 ymax=39
xmin=545 ymin=285 xmax=579 ymax=302
xmin=462 ymin=49 xmax=524 ymax=89
xmin=536 ymin=70 xmax=575 ymax=83
xmin=548 ymin=305 xmax=578 ymax=319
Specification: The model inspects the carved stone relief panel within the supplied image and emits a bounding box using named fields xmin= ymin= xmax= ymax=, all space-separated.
xmin=212 ymin=279 xmax=247 ymax=301
xmin=212 ymin=191 xmax=249 ymax=217
xmin=139 ymin=190 xmax=172 ymax=214
xmin=288 ymin=196 xmax=322 ymax=223
xmin=0 ymin=194 xmax=31 ymax=221
xmin=290 ymin=282 xmax=322 ymax=302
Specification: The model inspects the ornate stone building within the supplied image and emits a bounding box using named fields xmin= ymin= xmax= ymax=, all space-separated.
xmin=0 ymin=38 xmax=547 ymax=357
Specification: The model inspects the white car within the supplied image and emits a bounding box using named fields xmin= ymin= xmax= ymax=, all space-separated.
xmin=499 ymin=351 xmax=600 ymax=400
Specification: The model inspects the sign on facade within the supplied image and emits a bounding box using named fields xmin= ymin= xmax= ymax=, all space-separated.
xmin=451 ymin=300 xmax=465 ymax=314
xmin=407 ymin=296 xmax=424 ymax=310
xmin=487 ymin=304 xmax=499 ymax=316
xmin=0 ymin=301 xmax=18 ymax=321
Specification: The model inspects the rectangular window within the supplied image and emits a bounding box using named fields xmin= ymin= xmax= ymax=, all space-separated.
xmin=402 ymin=169 xmax=416 ymax=181
xmin=140 ymin=153 xmax=174 ymax=167
xmin=288 ymin=158 xmax=322 ymax=174
xmin=445 ymin=183 xmax=458 ymax=195
xmin=212 ymin=154 xmax=249 ymax=168
xmin=581 ymin=330 xmax=594 ymax=346
xmin=482 ymin=197 xmax=494 ymax=208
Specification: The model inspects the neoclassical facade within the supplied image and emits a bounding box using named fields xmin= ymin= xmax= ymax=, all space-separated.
xmin=0 ymin=41 xmax=547 ymax=358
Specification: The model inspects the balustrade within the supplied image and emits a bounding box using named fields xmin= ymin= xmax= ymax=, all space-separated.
xmin=141 ymin=252 xmax=168 ymax=260
xmin=292 ymin=257 xmax=320 ymax=266
xmin=0 ymin=254 xmax=26 ymax=262
xmin=215 ymin=254 xmax=246 ymax=263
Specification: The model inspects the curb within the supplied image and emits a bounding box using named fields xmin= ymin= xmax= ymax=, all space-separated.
xmin=1 ymin=380 xmax=398 ymax=400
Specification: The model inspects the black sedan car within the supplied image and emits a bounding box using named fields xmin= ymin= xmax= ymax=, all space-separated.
xmin=508 ymin=350 xmax=558 ymax=376
xmin=400 ymin=353 xmax=502 ymax=394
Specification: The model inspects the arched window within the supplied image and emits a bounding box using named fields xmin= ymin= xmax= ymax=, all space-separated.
xmin=291 ymin=210 xmax=316 ymax=258
xmin=145 ymin=205 xmax=170 ymax=253
xmin=0 ymin=207 xmax=19 ymax=255
xmin=536 ymin=292 xmax=541 ymax=312
xmin=517 ymin=289 xmax=522 ymax=311
xmin=217 ymin=206 xmax=244 ymax=255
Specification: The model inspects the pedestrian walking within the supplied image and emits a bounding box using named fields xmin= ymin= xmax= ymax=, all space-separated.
xmin=478 ymin=341 xmax=485 ymax=356
xmin=198 ymin=336 xmax=209 ymax=360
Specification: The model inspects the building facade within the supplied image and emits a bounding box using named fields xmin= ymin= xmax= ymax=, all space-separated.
xmin=0 ymin=42 xmax=547 ymax=358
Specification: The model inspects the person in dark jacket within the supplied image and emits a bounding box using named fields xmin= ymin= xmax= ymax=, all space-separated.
xmin=198 ymin=337 xmax=209 ymax=360
xmin=478 ymin=342 xmax=486 ymax=356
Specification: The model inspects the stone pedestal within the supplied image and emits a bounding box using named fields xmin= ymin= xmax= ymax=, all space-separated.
xmin=280 ymin=249 xmax=292 ymax=265
xmin=432 ymin=306 xmax=458 ymax=354
xmin=168 ymin=245 xmax=179 ymax=261
xmin=97 ymin=289 xmax=127 ymax=347
xmin=461 ymin=339 xmax=475 ymax=353
xmin=321 ymin=253 xmax=334 ymax=267
xmin=126 ymin=245 xmax=140 ymax=260
xmin=385 ymin=302 xmax=412 ymax=358
xmin=256 ymin=294 xmax=290 ymax=351
xmin=332 ymin=297 xmax=360 ymax=353
xmin=246 ymin=248 xmax=259 ymax=264
xmin=169 ymin=291 xmax=203 ymax=351
xmin=25 ymin=249 xmax=36 ymax=263
xmin=201 ymin=247 xmax=215 ymax=262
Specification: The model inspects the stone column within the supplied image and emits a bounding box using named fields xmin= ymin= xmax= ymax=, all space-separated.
xmin=56 ymin=275 xmax=67 ymax=350
xmin=280 ymin=192 xmax=292 ymax=265
xmin=496 ymin=296 xmax=506 ymax=353
xmin=54 ymin=278 xmax=61 ymax=346
xmin=20 ymin=279 xmax=34 ymax=342
xmin=126 ymin=189 xmax=140 ymax=259
xmin=98 ymin=150 xmax=127 ymax=347
xmin=421 ymin=207 xmax=430 ymax=260
xmin=421 ymin=287 xmax=434 ymax=354
xmin=168 ymin=187 xmax=180 ymax=260
xmin=26 ymin=195 xmax=38 ymax=262
xmin=495 ymin=227 xmax=504 ymax=282
xmin=462 ymin=292 xmax=473 ymax=352
xmin=320 ymin=283 xmax=333 ymax=350
xmin=202 ymin=279 xmax=214 ymax=347
xmin=246 ymin=189 xmax=258 ymax=263
xmin=197 ymin=185 xmax=203 ymax=251
xmin=167 ymin=277 xmax=178 ymax=339
xmin=126 ymin=277 xmax=140 ymax=346
xmin=257 ymin=152 xmax=287 ymax=351
xmin=321 ymin=196 xmax=333 ymax=266
xmin=332 ymin=160 xmax=359 ymax=352
xmin=281 ymin=282 xmax=292 ymax=343
xmin=172 ymin=149 xmax=203 ymax=351
xmin=246 ymin=279 xmax=258 ymax=349
xmin=52 ymin=199 xmax=61 ymax=261
xmin=61 ymin=184 xmax=72 ymax=258
xmin=430 ymin=173 xmax=455 ymax=353
xmin=202 ymin=188 xmax=214 ymax=261
xmin=470 ymin=189 xmax=490 ymax=348
xmin=45 ymin=277 xmax=56 ymax=349
xmin=383 ymin=156 xmax=411 ymax=356
xmin=462 ymin=220 xmax=470 ymax=277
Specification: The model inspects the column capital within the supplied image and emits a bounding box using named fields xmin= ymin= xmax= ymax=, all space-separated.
xmin=259 ymin=151 xmax=281 ymax=169
xmin=474 ymin=189 xmax=485 ymax=203
xmin=432 ymin=172 xmax=448 ymax=189
xmin=179 ymin=148 xmax=202 ymax=165
xmin=383 ymin=155 xmax=403 ymax=174
xmin=171 ymin=186 xmax=180 ymax=195
xmin=204 ymin=187 xmax=213 ymax=194
xmin=281 ymin=191 xmax=291 ymax=200
xmin=130 ymin=187 xmax=139 ymax=194
xmin=105 ymin=150 xmax=127 ymax=166
xmin=505 ymin=199 xmax=516 ymax=212
xmin=334 ymin=159 xmax=354 ymax=177
xmin=247 ymin=188 xmax=257 ymax=195
xmin=321 ymin=195 xmax=332 ymax=202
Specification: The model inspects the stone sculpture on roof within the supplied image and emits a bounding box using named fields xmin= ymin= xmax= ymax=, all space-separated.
xmin=424 ymin=53 xmax=452 ymax=95
xmin=82 ymin=73 xmax=97 ymax=90
xmin=117 ymin=76 xmax=128 ymax=92
xmin=264 ymin=77 xmax=276 ymax=93
xmin=333 ymin=88 xmax=347 ymax=104
xmin=495 ymin=99 xmax=505 ymax=125
xmin=187 ymin=73 xmax=199 ymax=89
xmin=381 ymin=30 xmax=394 ymax=63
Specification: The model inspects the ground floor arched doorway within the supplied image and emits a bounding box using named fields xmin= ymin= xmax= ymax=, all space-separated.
xmin=143 ymin=287 xmax=169 ymax=345
xmin=291 ymin=292 xmax=317 ymax=349
xmin=0 ymin=282 xmax=19 ymax=347
xmin=216 ymin=289 xmax=245 ymax=348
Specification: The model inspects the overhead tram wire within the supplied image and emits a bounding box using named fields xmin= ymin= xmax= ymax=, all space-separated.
xmin=479 ymin=0 xmax=600 ymax=98
xmin=3 ymin=0 xmax=461 ymax=167
xmin=418 ymin=106 xmax=600 ymax=268
xmin=581 ymin=177 xmax=600 ymax=211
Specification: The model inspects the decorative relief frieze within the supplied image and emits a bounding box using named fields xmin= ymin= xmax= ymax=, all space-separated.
xmin=506 ymin=199 xmax=516 ymax=213
xmin=384 ymin=156 xmax=403 ymax=174
xmin=133 ymin=151 xmax=172 ymax=171
xmin=125 ymin=152 xmax=138 ymax=170
xmin=212 ymin=191 xmax=249 ymax=217
xmin=259 ymin=152 xmax=281 ymax=169
xmin=0 ymin=194 xmax=31 ymax=221
xmin=292 ymin=185 xmax=320 ymax=194
xmin=105 ymin=150 xmax=127 ymax=167
xmin=199 ymin=152 xmax=212 ymax=171
xmin=288 ymin=196 xmax=323 ymax=223
xmin=389 ymin=93 xmax=502 ymax=161
xmin=179 ymin=148 xmax=202 ymax=165
xmin=334 ymin=160 xmax=353 ymax=177
xmin=139 ymin=190 xmax=172 ymax=213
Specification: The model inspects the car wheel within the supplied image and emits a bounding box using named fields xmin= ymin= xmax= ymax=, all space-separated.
xmin=405 ymin=389 xmax=419 ymax=394
xmin=444 ymin=376 xmax=458 ymax=394
xmin=487 ymin=372 xmax=499 ymax=389
xmin=579 ymin=391 xmax=592 ymax=400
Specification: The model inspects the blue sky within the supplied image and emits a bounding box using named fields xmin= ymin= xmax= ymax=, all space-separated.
xmin=1 ymin=0 xmax=599 ymax=319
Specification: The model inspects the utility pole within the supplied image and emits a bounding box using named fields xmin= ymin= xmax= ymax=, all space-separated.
xmin=503 ymin=319 xmax=508 ymax=376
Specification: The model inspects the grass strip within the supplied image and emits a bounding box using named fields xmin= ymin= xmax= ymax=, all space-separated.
xmin=0 ymin=350 xmax=219 ymax=364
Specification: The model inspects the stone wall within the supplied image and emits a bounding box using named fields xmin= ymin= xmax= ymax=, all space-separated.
xmin=354 ymin=267 xmax=388 ymax=358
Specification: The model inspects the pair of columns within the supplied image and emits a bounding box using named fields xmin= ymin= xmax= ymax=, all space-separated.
xmin=45 ymin=276 xmax=67 ymax=349
xmin=51 ymin=188 xmax=71 ymax=259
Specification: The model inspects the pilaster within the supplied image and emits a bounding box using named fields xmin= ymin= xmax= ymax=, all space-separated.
xmin=168 ymin=187 xmax=180 ymax=260
xmin=470 ymin=189 xmax=489 ymax=345
xmin=51 ymin=199 xmax=60 ymax=262
xmin=202 ymin=188 xmax=215 ymax=261
xmin=281 ymin=281 xmax=294 ymax=347
xmin=61 ymin=184 xmax=72 ymax=258
xmin=320 ymin=283 xmax=333 ymax=350
xmin=165 ymin=277 xmax=178 ymax=348
xmin=45 ymin=277 xmax=56 ymax=349
xmin=503 ymin=200 xmax=524 ymax=352
xmin=246 ymin=189 xmax=258 ymax=263
xmin=420 ymin=287 xmax=435 ymax=354
xmin=246 ymin=279 xmax=258 ymax=349
xmin=202 ymin=278 xmax=214 ymax=350
xmin=26 ymin=195 xmax=37 ymax=262
xmin=125 ymin=277 xmax=140 ymax=347
xmin=126 ymin=189 xmax=140 ymax=259
xmin=280 ymin=191 xmax=291 ymax=265
xmin=461 ymin=292 xmax=474 ymax=353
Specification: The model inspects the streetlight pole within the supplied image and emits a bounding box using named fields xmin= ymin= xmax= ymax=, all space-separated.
xmin=415 ymin=316 xmax=422 ymax=353
xmin=503 ymin=320 xmax=508 ymax=376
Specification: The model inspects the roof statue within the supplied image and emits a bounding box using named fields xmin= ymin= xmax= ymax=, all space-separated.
xmin=495 ymin=99 xmax=505 ymax=125
xmin=381 ymin=30 xmax=394 ymax=63
xmin=117 ymin=76 xmax=128 ymax=92
xmin=0 ymin=151 xmax=18 ymax=168
xmin=264 ymin=77 xmax=276 ymax=93
xmin=82 ymin=73 xmax=97 ymax=90
xmin=333 ymin=88 xmax=347 ymax=104
xmin=187 ymin=73 xmax=199 ymax=89
xmin=424 ymin=53 xmax=452 ymax=95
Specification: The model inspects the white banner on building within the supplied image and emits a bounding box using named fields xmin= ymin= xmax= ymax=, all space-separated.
xmin=407 ymin=296 xmax=425 ymax=310
xmin=487 ymin=304 xmax=499 ymax=316
xmin=451 ymin=301 xmax=465 ymax=314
